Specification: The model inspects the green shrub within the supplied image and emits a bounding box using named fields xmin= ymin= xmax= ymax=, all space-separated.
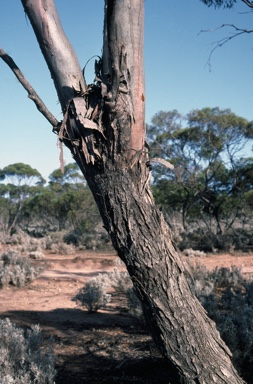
xmin=28 ymin=251 xmax=45 ymax=260
xmin=0 ymin=250 xmax=41 ymax=288
xmin=0 ymin=318 xmax=56 ymax=384
xmin=4 ymin=230 xmax=48 ymax=255
xmin=126 ymin=287 xmax=143 ymax=319
xmin=73 ymin=260 xmax=144 ymax=318
xmin=107 ymin=267 xmax=133 ymax=294
xmin=106 ymin=262 xmax=143 ymax=318
xmin=50 ymin=242 xmax=75 ymax=255
xmin=183 ymin=248 xmax=206 ymax=258
xmin=73 ymin=275 xmax=111 ymax=313
xmin=190 ymin=265 xmax=253 ymax=382
xmin=179 ymin=227 xmax=253 ymax=253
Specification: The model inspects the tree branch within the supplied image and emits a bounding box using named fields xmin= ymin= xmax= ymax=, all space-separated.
xmin=0 ymin=48 xmax=59 ymax=127
xmin=241 ymin=0 xmax=253 ymax=8
xmin=199 ymin=24 xmax=253 ymax=70
xmin=21 ymin=0 xmax=86 ymax=111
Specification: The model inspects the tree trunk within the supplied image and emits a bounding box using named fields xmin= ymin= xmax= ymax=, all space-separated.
xmin=85 ymin=166 xmax=243 ymax=384
xmin=19 ymin=1 xmax=245 ymax=382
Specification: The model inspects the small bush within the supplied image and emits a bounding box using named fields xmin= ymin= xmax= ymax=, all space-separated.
xmin=107 ymin=260 xmax=143 ymax=318
xmin=126 ymin=288 xmax=143 ymax=319
xmin=73 ymin=260 xmax=144 ymax=318
xmin=50 ymin=242 xmax=75 ymax=255
xmin=0 ymin=230 xmax=9 ymax=245
xmin=73 ymin=275 xmax=111 ymax=313
xmin=0 ymin=250 xmax=40 ymax=288
xmin=43 ymin=232 xmax=66 ymax=251
xmin=28 ymin=251 xmax=45 ymax=260
xmin=107 ymin=267 xmax=133 ymax=294
xmin=5 ymin=230 xmax=48 ymax=254
xmin=179 ymin=227 xmax=253 ymax=253
xmin=64 ymin=229 xmax=112 ymax=250
xmin=0 ymin=318 xmax=56 ymax=384
xmin=190 ymin=265 xmax=253 ymax=383
xmin=183 ymin=248 xmax=206 ymax=258
xmin=179 ymin=229 xmax=217 ymax=252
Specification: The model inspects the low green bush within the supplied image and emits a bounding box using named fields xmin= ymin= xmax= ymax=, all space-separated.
xmin=73 ymin=275 xmax=111 ymax=313
xmin=0 ymin=318 xmax=56 ymax=384
xmin=50 ymin=242 xmax=75 ymax=255
xmin=0 ymin=250 xmax=41 ymax=288
xmin=190 ymin=264 xmax=253 ymax=383
xmin=73 ymin=260 xmax=143 ymax=317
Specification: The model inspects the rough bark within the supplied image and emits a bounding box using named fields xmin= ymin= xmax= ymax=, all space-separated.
xmin=85 ymin=168 xmax=243 ymax=384
xmin=16 ymin=1 xmax=245 ymax=383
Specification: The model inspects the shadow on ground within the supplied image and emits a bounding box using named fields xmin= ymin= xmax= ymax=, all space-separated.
xmin=0 ymin=308 xmax=178 ymax=384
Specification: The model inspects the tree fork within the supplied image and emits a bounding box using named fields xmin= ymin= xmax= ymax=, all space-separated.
xmin=1 ymin=1 xmax=245 ymax=382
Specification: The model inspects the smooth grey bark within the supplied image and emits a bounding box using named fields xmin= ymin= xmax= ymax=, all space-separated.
xmin=13 ymin=1 xmax=245 ymax=383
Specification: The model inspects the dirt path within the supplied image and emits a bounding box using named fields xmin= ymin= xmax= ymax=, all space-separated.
xmin=0 ymin=247 xmax=253 ymax=383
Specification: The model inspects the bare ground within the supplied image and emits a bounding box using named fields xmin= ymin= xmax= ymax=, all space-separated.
xmin=1 ymin=245 xmax=253 ymax=383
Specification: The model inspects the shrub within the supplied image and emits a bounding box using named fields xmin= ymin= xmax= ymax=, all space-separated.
xmin=210 ymin=266 xmax=244 ymax=289
xmin=107 ymin=261 xmax=143 ymax=318
xmin=183 ymin=248 xmax=206 ymax=258
xmin=107 ymin=267 xmax=133 ymax=294
xmin=50 ymin=242 xmax=75 ymax=255
xmin=5 ymin=230 xmax=48 ymax=254
xmin=0 ymin=318 xmax=56 ymax=384
xmin=63 ymin=229 xmax=112 ymax=250
xmin=126 ymin=287 xmax=143 ymax=319
xmin=0 ymin=250 xmax=40 ymax=288
xmin=28 ymin=251 xmax=45 ymax=260
xmin=73 ymin=275 xmax=111 ymax=313
xmin=179 ymin=229 xmax=217 ymax=252
xmin=0 ymin=230 xmax=9 ymax=245
xmin=73 ymin=259 xmax=144 ymax=318
xmin=178 ymin=227 xmax=253 ymax=253
xmin=190 ymin=265 xmax=253 ymax=383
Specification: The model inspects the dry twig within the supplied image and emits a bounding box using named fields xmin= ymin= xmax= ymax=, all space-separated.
xmin=199 ymin=24 xmax=253 ymax=71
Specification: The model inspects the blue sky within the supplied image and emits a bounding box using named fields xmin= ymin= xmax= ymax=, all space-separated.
xmin=0 ymin=0 xmax=253 ymax=179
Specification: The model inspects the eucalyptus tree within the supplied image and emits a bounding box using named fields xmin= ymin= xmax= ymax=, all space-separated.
xmin=48 ymin=163 xmax=85 ymax=191
xmin=200 ymin=0 xmax=253 ymax=8
xmin=0 ymin=2 xmax=245 ymax=383
xmin=0 ymin=163 xmax=45 ymax=235
xmin=148 ymin=107 xmax=250 ymax=235
xmin=24 ymin=163 xmax=100 ymax=233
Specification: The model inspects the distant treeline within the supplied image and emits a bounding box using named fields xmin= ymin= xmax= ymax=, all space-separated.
xmin=1 ymin=107 xmax=253 ymax=251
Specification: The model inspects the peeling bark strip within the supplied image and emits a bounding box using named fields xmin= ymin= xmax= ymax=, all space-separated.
xmin=103 ymin=0 xmax=145 ymax=154
xmin=150 ymin=157 xmax=174 ymax=170
xmin=58 ymin=96 xmax=104 ymax=166
xmin=3 ymin=1 xmax=244 ymax=382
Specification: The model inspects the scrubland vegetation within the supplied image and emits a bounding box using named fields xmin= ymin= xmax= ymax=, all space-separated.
xmin=0 ymin=236 xmax=252 ymax=382
xmin=0 ymin=107 xmax=253 ymax=382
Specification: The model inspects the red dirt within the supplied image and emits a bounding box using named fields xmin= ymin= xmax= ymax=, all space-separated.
xmin=0 ymin=245 xmax=253 ymax=383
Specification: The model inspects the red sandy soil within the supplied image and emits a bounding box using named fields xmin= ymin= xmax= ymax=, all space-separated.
xmin=0 ymin=245 xmax=253 ymax=383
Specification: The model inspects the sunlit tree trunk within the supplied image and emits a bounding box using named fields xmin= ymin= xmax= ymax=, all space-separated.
xmin=16 ymin=1 xmax=245 ymax=382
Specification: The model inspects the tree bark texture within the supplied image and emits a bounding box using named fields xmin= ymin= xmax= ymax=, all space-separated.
xmin=20 ymin=1 xmax=245 ymax=383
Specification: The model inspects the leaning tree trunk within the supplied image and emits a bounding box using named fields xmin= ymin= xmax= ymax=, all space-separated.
xmin=18 ymin=1 xmax=244 ymax=383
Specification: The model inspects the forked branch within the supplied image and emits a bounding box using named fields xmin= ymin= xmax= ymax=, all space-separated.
xmin=199 ymin=23 xmax=253 ymax=70
xmin=241 ymin=0 xmax=253 ymax=8
xmin=0 ymin=48 xmax=59 ymax=127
